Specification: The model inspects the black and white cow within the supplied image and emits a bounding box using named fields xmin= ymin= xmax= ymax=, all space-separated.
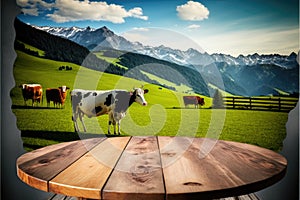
xmin=71 ymin=87 xmax=149 ymax=134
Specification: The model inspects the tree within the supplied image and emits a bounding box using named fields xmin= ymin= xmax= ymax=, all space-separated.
xmin=213 ymin=89 xmax=224 ymax=108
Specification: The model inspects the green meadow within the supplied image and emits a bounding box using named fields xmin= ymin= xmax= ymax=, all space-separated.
xmin=11 ymin=50 xmax=288 ymax=152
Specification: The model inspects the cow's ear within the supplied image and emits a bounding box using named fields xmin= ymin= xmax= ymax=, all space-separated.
xmin=144 ymin=89 xmax=149 ymax=94
xmin=67 ymin=87 xmax=70 ymax=89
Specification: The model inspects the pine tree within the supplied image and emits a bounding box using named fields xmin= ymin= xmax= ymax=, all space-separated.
xmin=213 ymin=89 xmax=224 ymax=108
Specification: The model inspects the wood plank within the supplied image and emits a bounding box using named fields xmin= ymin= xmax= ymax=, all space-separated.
xmin=17 ymin=141 xmax=79 ymax=165
xmin=158 ymin=137 xmax=285 ymax=200
xmin=159 ymin=137 xmax=242 ymax=200
xmin=208 ymin=140 xmax=287 ymax=193
xmin=220 ymin=140 xmax=287 ymax=166
xmin=49 ymin=137 xmax=130 ymax=199
xmin=102 ymin=136 xmax=165 ymax=200
xmin=17 ymin=138 xmax=105 ymax=191
xmin=48 ymin=193 xmax=259 ymax=200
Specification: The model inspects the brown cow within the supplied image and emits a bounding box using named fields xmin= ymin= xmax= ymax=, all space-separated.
xmin=19 ymin=84 xmax=43 ymax=106
xmin=46 ymin=86 xmax=70 ymax=108
xmin=183 ymin=96 xmax=205 ymax=108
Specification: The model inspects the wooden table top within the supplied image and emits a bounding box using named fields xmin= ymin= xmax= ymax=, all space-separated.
xmin=17 ymin=136 xmax=287 ymax=200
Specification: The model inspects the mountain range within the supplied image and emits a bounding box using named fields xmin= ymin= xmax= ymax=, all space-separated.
xmin=31 ymin=23 xmax=300 ymax=96
xmin=34 ymin=25 xmax=298 ymax=68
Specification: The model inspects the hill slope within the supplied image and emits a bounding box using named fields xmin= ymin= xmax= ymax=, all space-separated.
xmin=15 ymin=19 xmax=211 ymax=96
xmin=34 ymin=23 xmax=299 ymax=96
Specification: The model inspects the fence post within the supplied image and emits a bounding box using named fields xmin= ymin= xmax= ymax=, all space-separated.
xmin=249 ymin=97 xmax=252 ymax=109
xmin=233 ymin=97 xmax=235 ymax=109
xmin=278 ymin=98 xmax=281 ymax=111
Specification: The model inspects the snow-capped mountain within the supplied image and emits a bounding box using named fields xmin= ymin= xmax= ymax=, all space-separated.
xmin=33 ymin=25 xmax=91 ymax=38
xmin=34 ymin=25 xmax=142 ymax=51
xmin=32 ymin=24 xmax=298 ymax=96
xmin=34 ymin=25 xmax=298 ymax=70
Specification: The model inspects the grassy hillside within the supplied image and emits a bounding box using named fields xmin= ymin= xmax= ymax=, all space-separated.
xmin=94 ymin=51 xmax=128 ymax=70
xmin=12 ymin=51 xmax=288 ymax=152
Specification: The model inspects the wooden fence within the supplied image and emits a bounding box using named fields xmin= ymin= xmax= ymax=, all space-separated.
xmin=223 ymin=96 xmax=298 ymax=112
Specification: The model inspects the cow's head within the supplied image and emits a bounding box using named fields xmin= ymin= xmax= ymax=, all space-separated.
xmin=59 ymin=86 xmax=70 ymax=93
xmin=132 ymin=88 xmax=149 ymax=106
xmin=59 ymin=86 xmax=70 ymax=102
xmin=19 ymin=84 xmax=27 ymax=90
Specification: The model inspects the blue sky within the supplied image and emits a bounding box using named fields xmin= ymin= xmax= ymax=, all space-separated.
xmin=16 ymin=0 xmax=299 ymax=56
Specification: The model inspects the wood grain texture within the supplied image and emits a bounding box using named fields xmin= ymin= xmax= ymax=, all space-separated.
xmin=158 ymin=137 xmax=286 ymax=200
xmin=49 ymin=137 xmax=130 ymax=199
xmin=17 ymin=138 xmax=105 ymax=191
xmin=49 ymin=193 xmax=260 ymax=200
xmin=221 ymin=140 xmax=287 ymax=166
xmin=17 ymin=136 xmax=286 ymax=200
xmin=102 ymin=136 xmax=165 ymax=200
xmin=208 ymin=140 xmax=287 ymax=195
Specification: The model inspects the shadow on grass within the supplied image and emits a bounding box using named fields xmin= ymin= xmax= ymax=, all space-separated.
xmin=12 ymin=105 xmax=63 ymax=110
xmin=166 ymin=106 xmax=208 ymax=109
xmin=21 ymin=130 xmax=129 ymax=151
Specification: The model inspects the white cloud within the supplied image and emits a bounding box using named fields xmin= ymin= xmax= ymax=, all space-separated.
xmin=21 ymin=8 xmax=39 ymax=16
xmin=16 ymin=0 xmax=31 ymax=7
xmin=128 ymin=7 xmax=148 ymax=21
xmin=37 ymin=0 xmax=53 ymax=9
xmin=17 ymin=0 xmax=53 ymax=15
xmin=17 ymin=0 xmax=148 ymax=24
xmin=187 ymin=24 xmax=201 ymax=29
xmin=17 ymin=0 xmax=53 ymax=9
xmin=177 ymin=1 xmax=209 ymax=21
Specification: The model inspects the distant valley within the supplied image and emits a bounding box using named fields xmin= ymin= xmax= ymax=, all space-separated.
xmin=17 ymin=19 xmax=299 ymax=97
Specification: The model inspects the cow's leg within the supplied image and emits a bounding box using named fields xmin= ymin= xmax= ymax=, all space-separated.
xmin=113 ymin=121 xmax=117 ymax=135
xmin=71 ymin=105 xmax=80 ymax=132
xmin=73 ymin=116 xmax=80 ymax=132
xmin=37 ymin=98 xmax=41 ymax=107
xmin=108 ymin=121 xmax=112 ymax=134
xmin=117 ymin=121 xmax=121 ymax=135
xmin=108 ymin=121 xmax=116 ymax=135
xmin=112 ymin=113 xmax=119 ymax=135
xmin=108 ymin=112 xmax=114 ymax=134
xmin=79 ymin=112 xmax=87 ymax=132
xmin=73 ymin=111 xmax=86 ymax=132
xmin=72 ymin=110 xmax=80 ymax=132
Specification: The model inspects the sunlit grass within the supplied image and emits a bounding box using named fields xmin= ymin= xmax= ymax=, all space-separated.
xmin=12 ymin=50 xmax=288 ymax=152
